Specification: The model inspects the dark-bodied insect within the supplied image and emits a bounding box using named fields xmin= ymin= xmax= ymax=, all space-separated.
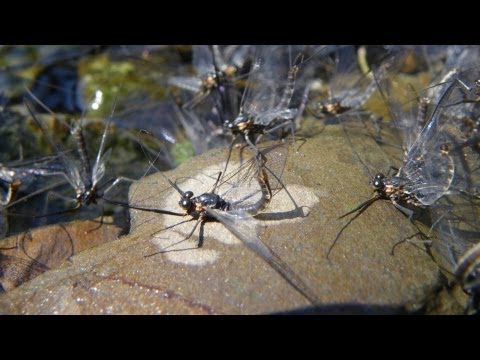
xmin=163 ymin=46 xmax=253 ymax=155
xmin=328 ymin=73 xmax=475 ymax=258
xmin=118 ymin=142 xmax=320 ymax=306
xmin=223 ymin=46 xmax=318 ymax=150
xmin=19 ymin=86 xmax=132 ymax=225
xmin=168 ymin=45 xmax=252 ymax=112
xmin=309 ymin=45 xmax=378 ymax=122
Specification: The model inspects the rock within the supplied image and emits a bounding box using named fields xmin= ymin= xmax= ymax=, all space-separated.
xmin=0 ymin=217 xmax=121 ymax=292
xmin=0 ymin=123 xmax=443 ymax=314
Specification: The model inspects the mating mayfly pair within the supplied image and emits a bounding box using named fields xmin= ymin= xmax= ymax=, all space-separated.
xmin=90 ymin=46 xmax=320 ymax=307
xmin=122 ymin=139 xmax=320 ymax=306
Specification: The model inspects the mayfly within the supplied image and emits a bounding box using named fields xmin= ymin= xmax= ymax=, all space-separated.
xmin=223 ymin=46 xmax=319 ymax=150
xmin=169 ymin=45 xmax=253 ymax=154
xmin=169 ymin=45 xmax=251 ymax=112
xmin=20 ymin=86 xmax=129 ymax=224
xmin=309 ymin=45 xmax=378 ymax=121
xmin=119 ymin=142 xmax=320 ymax=306
xmin=328 ymin=72 xmax=475 ymax=257
xmin=219 ymin=45 xmax=323 ymax=188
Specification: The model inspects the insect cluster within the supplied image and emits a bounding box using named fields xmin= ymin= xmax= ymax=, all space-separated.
xmin=0 ymin=45 xmax=478 ymax=314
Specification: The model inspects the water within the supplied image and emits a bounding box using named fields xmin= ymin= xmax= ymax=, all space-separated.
xmin=1 ymin=45 xmax=479 ymax=314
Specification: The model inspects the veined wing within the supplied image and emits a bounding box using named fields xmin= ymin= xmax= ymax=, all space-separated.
xmin=328 ymin=45 xmax=377 ymax=110
xmin=218 ymin=143 xmax=289 ymax=209
xmin=431 ymin=193 xmax=480 ymax=275
xmin=373 ymin=48 xmax=425 ymax=152
xmin=192 ymin=45 xmax=215 ymax=78
xmin=24 ymin=96 xmax=85 ymax=195
xmin=399 ymin=80 xmax=466 ymax=205
xmin=240 ymin=46 xmax=303 ymax=117
xmin=91 ymin=85 xmax=120 ymax=188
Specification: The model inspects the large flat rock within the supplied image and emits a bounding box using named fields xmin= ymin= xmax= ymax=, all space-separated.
xmin=0 ymin=124 xmax=442 ymax=314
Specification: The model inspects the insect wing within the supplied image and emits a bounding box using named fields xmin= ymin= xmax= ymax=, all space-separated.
xmin=192 ymin=45 xmax=215 ymax=78
xmin=205 ymin=208 xmax=320 ymax=305
xmin=92 ymin=147 xmax=111 ymax=188
xmin=399 ymin=82 xmax=466 ymax=205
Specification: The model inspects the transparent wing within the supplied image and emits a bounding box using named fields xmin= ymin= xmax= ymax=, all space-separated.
xmin=373 ymin=48 xmax=425 ymax=151
xmin=92 ymin=147 xmax=111 ymax=188
xmin=400 ymin=80 xmax=475 ymax=205
xmin=192 ymin=45 xmax=215 ymax=78
xmin=24 ymin=98 xmax=85 ymax=194
xmin=328 ymin=45 xmax=377 ymax=109
xmin=205 ymin=208 xmax=320 ymax=305
xmin=218 ymin=143 xmax=289 ymax=209
xmin=168 ymin=75 xmax=204 ymax=93
xmin=225 ymin=45 xmax=252 ymax=70
xmin=431 ymin=193 xmax=480 ymax=275
xmin=240 ymin=46 xmax=305 ymax=116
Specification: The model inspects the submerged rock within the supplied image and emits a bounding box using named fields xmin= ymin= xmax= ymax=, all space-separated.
xmin=0 ymin=123 xmax=444 ymax=314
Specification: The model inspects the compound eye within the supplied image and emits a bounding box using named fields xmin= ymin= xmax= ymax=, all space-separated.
xmin=373 ymin=179 xmax=384 ymax=189
xmin=374 ymin=173 xmax=385 ymax=181
xmin=179 ymin=198 xmax=191 ymax=209
xmin=184 ymin=191 xmax=194 ymax=198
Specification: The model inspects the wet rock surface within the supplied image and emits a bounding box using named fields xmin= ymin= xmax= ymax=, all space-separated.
xmin=0 ymin=124 xmax=446 ymax=314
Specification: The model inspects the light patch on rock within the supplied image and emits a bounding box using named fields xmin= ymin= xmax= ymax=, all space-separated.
xmin=134 ymin=161 xmax=319 ymax=267
xmin=151 ymin=235 xmax=220 ymax=265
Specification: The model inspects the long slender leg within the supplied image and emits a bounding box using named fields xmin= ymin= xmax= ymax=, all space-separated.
xmin=101 ymin=176 xmax=138 ymax=199
xmin=85 ymin=206 xmax=106 ymax=233
xmin=391 ymin=200 xmax=414 ymax=220
xmin=146 ymin=218 xmax=203 ymax=256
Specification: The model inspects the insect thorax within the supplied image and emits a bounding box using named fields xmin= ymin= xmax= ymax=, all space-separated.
xmin=382 ymin=181 xmax=422 ymax=206
xmin=319 ymin=101 xmax=351 ymax=116
xmin=202 ymin=74 xmax=218 ymax=90
xmin=226 ymin=115 xmax=258 ymax=137
xmin=196 ymin=193 xmax=229 ymax=211
xmin=222 ymin=65 xmax=237 ymax=78
xmin=77 ymin=188 xmax=97 ymax=205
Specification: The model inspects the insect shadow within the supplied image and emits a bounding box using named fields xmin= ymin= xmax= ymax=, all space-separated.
xmin=113 ymin=139 xmax=320 ymax=306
